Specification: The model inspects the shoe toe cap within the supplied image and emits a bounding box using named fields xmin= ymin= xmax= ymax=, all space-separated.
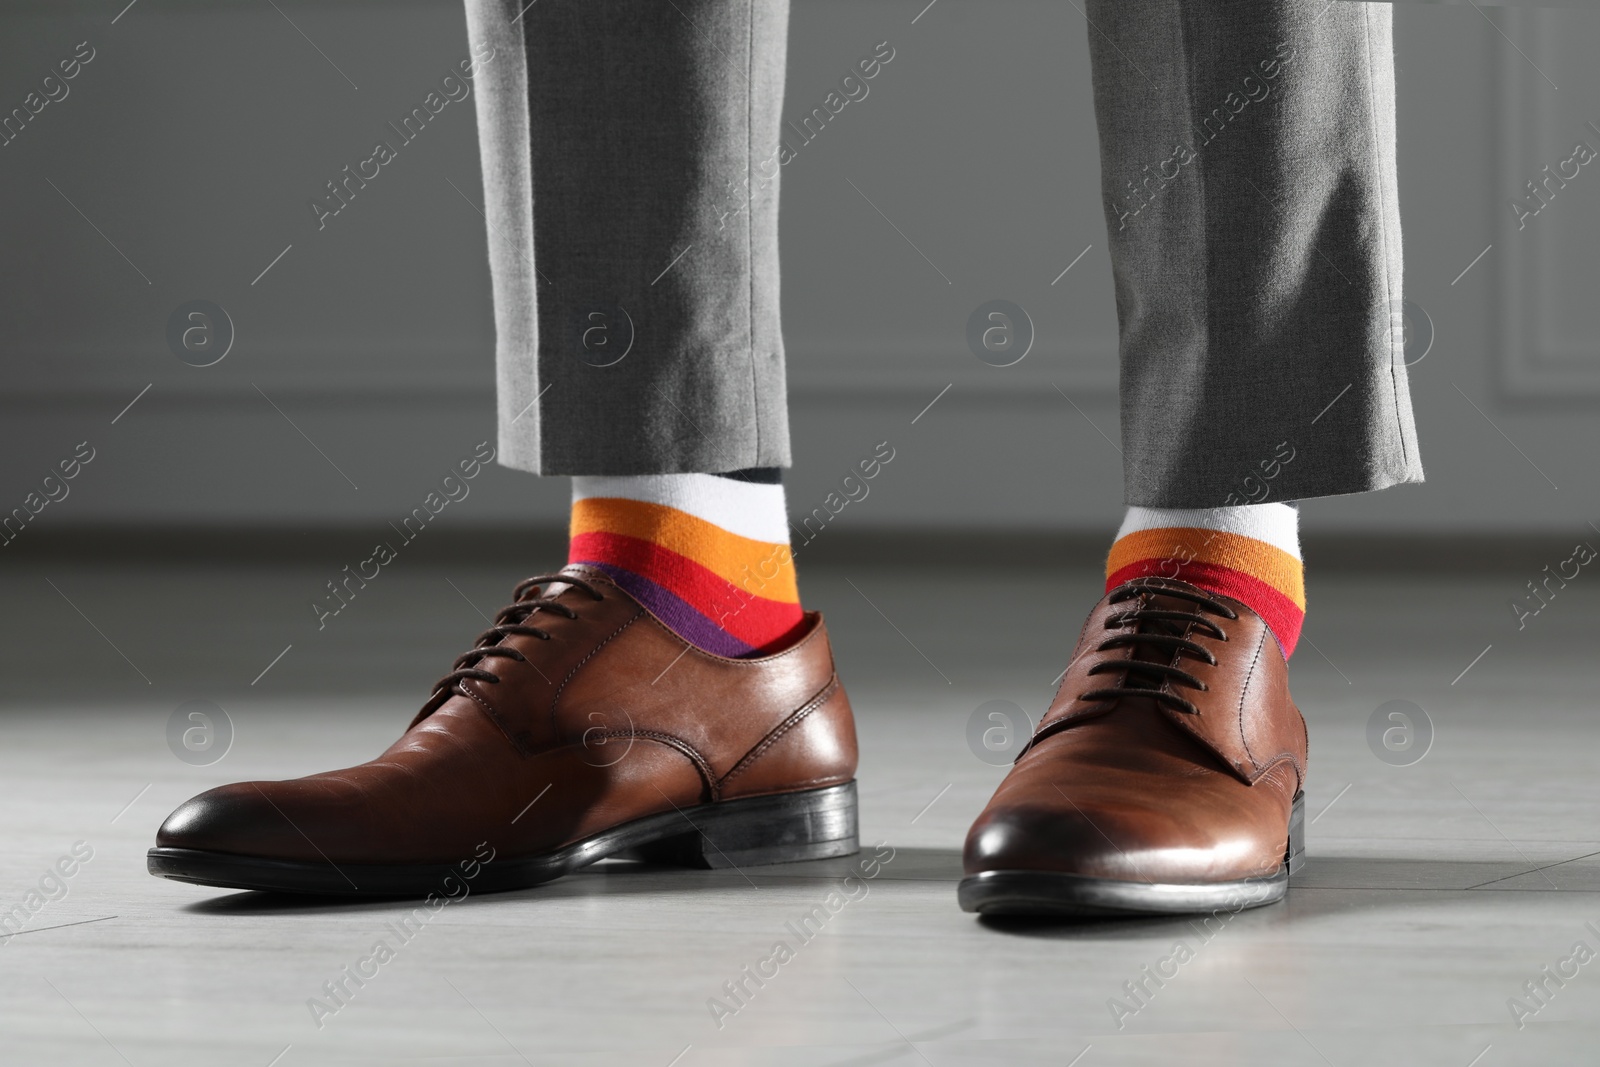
xmin=155 ymin=784 xmax=300 ymax=856
xmin=964 ymin=791 xmax=1282 ymax=884
xmin=964 ymin=802 xmax=1132 ymax=879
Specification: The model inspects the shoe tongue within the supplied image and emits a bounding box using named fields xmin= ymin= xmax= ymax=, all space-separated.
xmin=410 ymin=568 xmax=597 ymax=729
xmin=539 ymin=564 xmax=603 ymax=601
xmin=1117 ymin=589 xmax=1188 ymax=688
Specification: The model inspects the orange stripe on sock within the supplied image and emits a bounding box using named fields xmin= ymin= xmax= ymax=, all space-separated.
xmin=1105 ymin=527 xmax=1304 ymax=610
xmin=569 ymin=531 xmax=803 ymax=648
xmin=571 ymin=497 xmax=799 ymax=604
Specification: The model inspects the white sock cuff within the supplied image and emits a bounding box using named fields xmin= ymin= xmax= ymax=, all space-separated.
xmin=1116 ymin=502 xmax=1301 ymax=561
xmin=572 ymin=473 xmax=792 ymax=545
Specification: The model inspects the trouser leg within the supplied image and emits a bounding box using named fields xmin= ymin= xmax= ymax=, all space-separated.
xmin=464 ymin=0 xmax=792 ymax=476
xmin=1084 ymin=0 xmax=1422 ymax=507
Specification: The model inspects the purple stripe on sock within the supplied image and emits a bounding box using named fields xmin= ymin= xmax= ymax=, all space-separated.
xmin=578 ymin=561 xmax=757 ymax=658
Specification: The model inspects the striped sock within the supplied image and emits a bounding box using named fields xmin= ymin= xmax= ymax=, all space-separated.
xmin=568 ymin=469 xmax=805 ymax=658
xmin=1105 ymin=503 xmax=1305 ymax=658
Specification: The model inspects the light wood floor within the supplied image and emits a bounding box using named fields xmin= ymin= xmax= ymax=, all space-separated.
xmin=0 ymin=559 xmax=1595 ymax=1065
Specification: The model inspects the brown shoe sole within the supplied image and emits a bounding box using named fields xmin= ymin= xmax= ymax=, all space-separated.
xmin=147 ymin=781 xmax=859 ymax=897
xmin=957 ymin=791 xmax=1305 ymax=917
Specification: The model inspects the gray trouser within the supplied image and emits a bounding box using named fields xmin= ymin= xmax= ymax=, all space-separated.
xmin=464 ymin=0 xmax=1424 ymax=507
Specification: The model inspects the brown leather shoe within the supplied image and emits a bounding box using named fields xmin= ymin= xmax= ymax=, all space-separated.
xmin=149 ymin=567 xmax=859 ymax=895
xmin=959 ymin=577 xmax=1307 ymax=916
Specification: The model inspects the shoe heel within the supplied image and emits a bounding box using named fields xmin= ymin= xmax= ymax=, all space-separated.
xmin=629 ymin=782 xmax=860 ymax=869
xmin=1285 ymin=791 xmax=1306 ymax=875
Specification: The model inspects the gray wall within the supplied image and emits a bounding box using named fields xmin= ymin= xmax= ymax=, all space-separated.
xmin=2 ymin=1 xmax=1598 ymax=539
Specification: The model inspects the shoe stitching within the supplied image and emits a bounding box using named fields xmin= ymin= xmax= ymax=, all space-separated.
xmin=550 ymin=612 xmax=645 ymax=716
xmin=458 ymin=682 xmax=531 ymax=757
xmin=589 ymin=729 xmax=720 ymax=801
xmin=720 ymin=674 xmax=842 ymax=788
xmin=1236 ymin=626 xmax=1267 ymax=775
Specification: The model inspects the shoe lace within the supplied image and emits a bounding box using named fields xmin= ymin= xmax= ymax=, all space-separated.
xmin=429 ymin=573 xmax=605 ymax=697
xmin=1075 ymin=579 xmax=1237 ymax=716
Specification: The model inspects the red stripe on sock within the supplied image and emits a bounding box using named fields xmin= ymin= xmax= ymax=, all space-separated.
xmin=1106 ymin=559 xmax=1304 ymax=658
xmin=570 ymin=531 xmax=803 ymax=648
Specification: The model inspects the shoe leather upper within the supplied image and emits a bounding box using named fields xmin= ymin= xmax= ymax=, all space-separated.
xmin=963 ymin=578 xmax=1308 ymax=885
xmin=156 ymin=567 xmax=857 ymax=865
